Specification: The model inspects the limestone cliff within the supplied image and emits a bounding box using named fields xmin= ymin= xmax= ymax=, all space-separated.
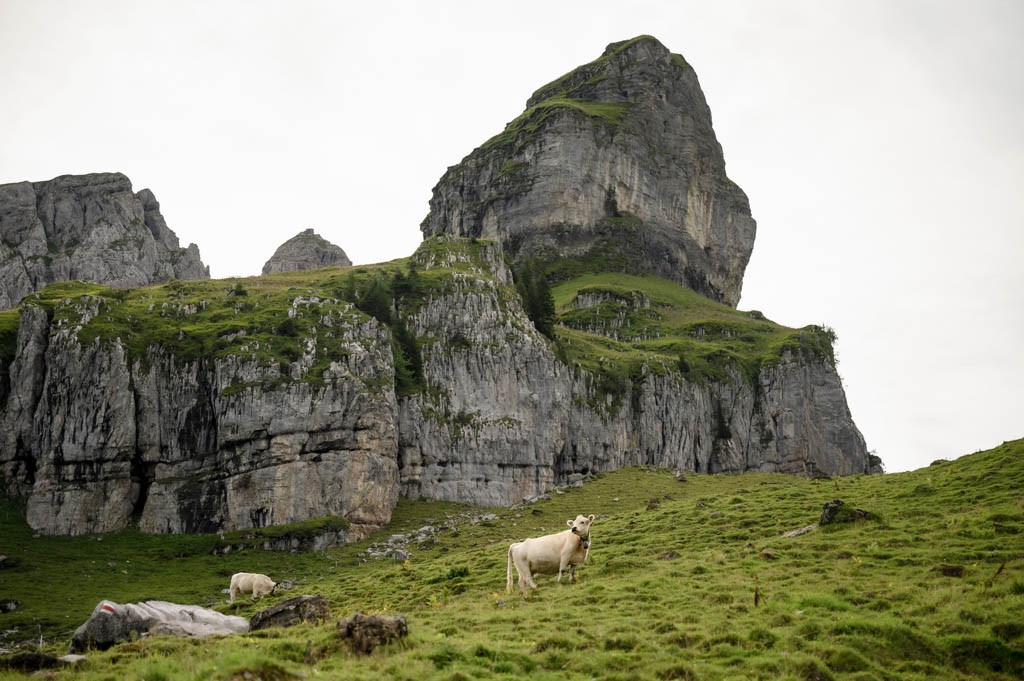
xmin=0 ymin=238 xmax=874 ymax=536
xmin=398 ymin=240 xmax=872 ymax=505
xmin=0 ymin=173 xmax=209 ymax=310
xmin=0 ymin=36 xmax=875 ymax=539
xmin=421 ymin=35 xmax=756 ymax=307
xmin=262 ymin=229 xmax=352 ymax=275
xmin=0 ymin=281 xmax=398 ymax=537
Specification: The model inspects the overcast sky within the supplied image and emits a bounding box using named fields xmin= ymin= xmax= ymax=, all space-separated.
xmin=1 ymin=0 xmax=1021 ymax=473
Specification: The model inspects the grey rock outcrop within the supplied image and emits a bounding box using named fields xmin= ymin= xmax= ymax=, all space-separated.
xmin=262 ymin=229 xmax=352 ymax=275
xmin=0 ymin=292 xmax=399 ymax=537
xmin=0 ymin=173 xmax=209 ymax=310
xmin=421 ymin=35 xmax=756 ymax=307
xmin=69 ymin=600 xmax=249 ymax=652
xmin=249 ymin=595 xmax=331 ymax=631
xmin=0 ymin=36 xmax=875 ymax=538
xmin=397 ymin=241 xmax=872 ymax=505
xmin=0 ymin=238 xmax=873 ymax=536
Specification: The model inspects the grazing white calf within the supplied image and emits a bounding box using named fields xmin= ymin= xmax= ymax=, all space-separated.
xmin=228 ymin=573 xmax=277 ymax=603
xmin=506 ymin=514 xmax=595 ymax=593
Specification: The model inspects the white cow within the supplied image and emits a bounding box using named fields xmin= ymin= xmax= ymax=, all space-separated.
xmin=506 ymin=514 xmax=595 ymax=593
xmin=228 ymin=573 xmax=277 ymax=603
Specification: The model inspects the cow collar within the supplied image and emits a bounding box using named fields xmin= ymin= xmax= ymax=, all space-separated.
xmin=577 ymin=534 xmax=590 ymax=550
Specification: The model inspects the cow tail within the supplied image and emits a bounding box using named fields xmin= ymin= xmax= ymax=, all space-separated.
xmin=506 ymin=545 xmax=513 ymax=592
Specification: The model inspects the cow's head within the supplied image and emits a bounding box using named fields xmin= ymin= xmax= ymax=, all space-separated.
xmin=567 ymin=514 xmax=595 ymax=538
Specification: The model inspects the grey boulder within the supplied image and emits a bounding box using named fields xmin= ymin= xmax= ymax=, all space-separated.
xmin=69 ymin=600 xmax=249 ymax=652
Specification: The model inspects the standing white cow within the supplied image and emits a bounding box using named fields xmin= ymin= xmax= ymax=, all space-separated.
xmin=506 ymin=514 xmax=595 ymax=593
xmin=228 ymin=572 xmax=277 ymax=603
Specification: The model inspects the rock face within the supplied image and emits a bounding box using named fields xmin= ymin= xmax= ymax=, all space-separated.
xmin=421 ymin=35 xmax=756 ymax=307
xmin=0 ymin=173 xmax=209 ymax=310
xmin=396 ymin=241 xmax=873 ymax=506
xmin=0 ymin=36 xmax=875 ymax=539
xmin=262 ymin=229 xmax=352 ymax=275
xmin=0 ymin=291 xmax=399 ymax=536
xmin=0 ymin=238 xmax=874 ymax=536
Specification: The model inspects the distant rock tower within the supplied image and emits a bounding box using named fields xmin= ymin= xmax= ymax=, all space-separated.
xmin=0 ymin=172 xmax=209 ymax=310
xmin=262 ymin=228 xmax=352 ymax=275
xmin=421 ymin=35 xmax=756 ymax=307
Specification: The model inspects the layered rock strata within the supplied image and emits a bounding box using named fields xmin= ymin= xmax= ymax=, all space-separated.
xmin=0 ymin=173 xmax=209 ymax=310
xmin=0 ymin=292 xmax=399 ymax=536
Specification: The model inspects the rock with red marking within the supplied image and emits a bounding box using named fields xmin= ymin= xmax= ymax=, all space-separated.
xmin=69 ymin=600 xmax=249 ymax=653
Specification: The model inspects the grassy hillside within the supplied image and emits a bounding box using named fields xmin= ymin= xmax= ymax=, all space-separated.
xmin=2 ymin=439 xmax=1022 ymax=680
xmin=551 ymin=272 xmax=835 ymax=387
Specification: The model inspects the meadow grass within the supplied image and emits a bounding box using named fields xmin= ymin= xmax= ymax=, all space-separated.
xmin=551 ymin=272 xmax=835 ymax=386
xmin=1 ymin=439 xmax=1022 ymax=679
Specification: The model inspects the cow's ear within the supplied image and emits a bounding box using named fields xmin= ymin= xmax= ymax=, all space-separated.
xmin=588 ymin=514 xmax=595 ymax=522
xmin=566 ymin=519 xmax=573 ymax=527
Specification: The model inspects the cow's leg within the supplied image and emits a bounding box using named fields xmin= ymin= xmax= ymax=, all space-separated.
xmin=557 ymin=550 xmax=571 ymax=583
xmin=518 ymin=557 xmax=538 ymax=591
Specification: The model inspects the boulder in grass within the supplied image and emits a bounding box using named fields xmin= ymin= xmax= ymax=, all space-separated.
xmin=0 ymin=652 xmax=66 ymax=672
xmin=337 ymin=613 xmax=408 ymax=654
xmin=69 ymin=600 xmax=249 ymax=652
xmin=819 ymin=499 xmax=877 ymax=525
xmin=250 ymin=595 xmax=331 ymax=631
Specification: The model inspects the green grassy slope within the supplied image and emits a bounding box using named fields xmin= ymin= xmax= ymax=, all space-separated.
xmin=2 ymin=440 xmax=1022 ymax=680
xmin=551 ymin=272 xmax=836 ymax=387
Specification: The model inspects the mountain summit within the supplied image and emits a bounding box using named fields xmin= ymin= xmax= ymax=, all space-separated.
xmin=421 ymin=35 xmax=755 ymax=306
xmin=261 ymin=228 xmax=352 ymax=275
xmin=0 ymin=172 xmax=209 ymax=309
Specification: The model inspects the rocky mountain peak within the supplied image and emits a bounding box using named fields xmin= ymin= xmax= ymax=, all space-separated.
xmin=420 ymin=35 xmax=755 ymax=306
xmin=261 ymin=229 xmax=352 ymax=275
xmin=0 ymin=172 xmax=209 ymax=310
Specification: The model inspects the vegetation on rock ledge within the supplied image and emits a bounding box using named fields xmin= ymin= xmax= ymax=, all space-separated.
xmin=1 ymin=237 xmax=836 ymax=407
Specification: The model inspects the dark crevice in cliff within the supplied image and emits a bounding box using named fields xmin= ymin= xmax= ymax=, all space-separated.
xmin=177 ymin=479 xmax=228 ymax=534
xmin=178 ymin=364 xmax=218 ymax=456
xmin=129 ymin=459 xmax=155 ymax=522
xmin=11 ymin=444 xmax=36 ymax=487
xmin=0 ymin=360 xmax=9 ymax=413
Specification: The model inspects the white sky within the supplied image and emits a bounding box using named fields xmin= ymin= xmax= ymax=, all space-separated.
xmin=1 ymin=0 xmax=1021 ymax=473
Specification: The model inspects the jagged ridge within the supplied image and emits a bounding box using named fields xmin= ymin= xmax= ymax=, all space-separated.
xmin=0 ymin=172 xmax=209 ymax=310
